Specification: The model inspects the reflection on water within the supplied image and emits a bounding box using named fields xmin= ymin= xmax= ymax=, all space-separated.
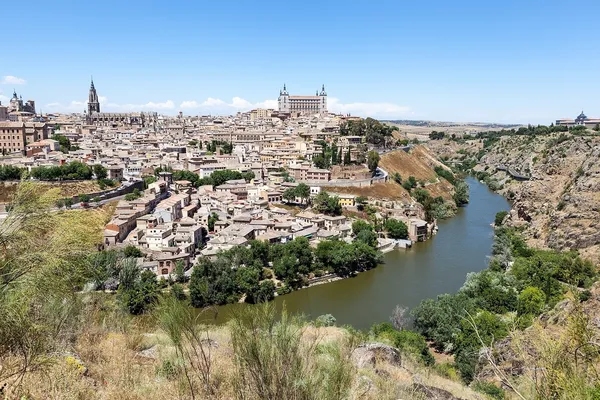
xmin=210 ymin=177 xmax=510 ymax=331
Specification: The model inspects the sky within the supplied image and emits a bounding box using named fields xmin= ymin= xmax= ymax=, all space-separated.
xmin=1 ymin=0 xmax=599 ymax=124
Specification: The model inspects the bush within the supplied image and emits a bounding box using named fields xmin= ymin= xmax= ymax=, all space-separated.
xmin=123 ymin=245 xmax=143 ymax=258
xmin=494 ymin=211 xmax=508 ymax=226
xmin=171 ymin=283 xmax=187 ymax=301
xmin=472 ymin=380 xmax=505 ymax=400
xmin=433 ymin=362 xmax=460 ymax=381
xmin=517 ymin=286 xmax=545 ymax=316
xmin=580 ymin=290 xmax=592 ymax=302
xmin=315 ymin=314 xmax=337 ymax=327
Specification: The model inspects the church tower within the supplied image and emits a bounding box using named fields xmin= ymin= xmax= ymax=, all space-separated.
xmin=87 ymin=78 xmax=100 ymax=115
xmin=278 ymin=84 xmax=290 ymax=113
xmin=319 ymin=84 xmax=327 ymax=114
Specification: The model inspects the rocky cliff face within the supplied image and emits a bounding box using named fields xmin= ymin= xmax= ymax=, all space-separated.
xmin=429 ymin=134 xmax=600 ymax=262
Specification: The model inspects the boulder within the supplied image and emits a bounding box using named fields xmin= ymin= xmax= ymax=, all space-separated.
xmin=351 ymin=343 xmax=401 ymax=369
xmin=412 ymin=383 xmax=466 ymax=400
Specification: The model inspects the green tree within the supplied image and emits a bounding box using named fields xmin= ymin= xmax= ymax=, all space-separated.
xmin=385 ymin=218 xmax=409 ymax=239
xmin=517 ymin=286 xmax=546 ymax=316
xmin=392 ymin=172 xmax=402 ymax=184
xmin=312 ymin=154 xmax=329 ymax=169
xmin=93 ymin=164 xmax=108 ymax=180
xmin=352 ymin=219 xmax=373 ymax=236
xmin=120 ymin=270 xmax=159 ymax=315
xmin=355 ymin=229 xmax=378 ymax=248
xmin=355 ymin=195 xmax=368 ymax=211
xmin=344 ymin=147 xmax=351 ymax=164
xmin=453 ymin=180 xmax=470 ymax=206
xmin=494 ymin=211 xmax=508 ymax=226
xmin=78 ymin=193 xmax=90 ymax=203
xmin=123 ymin=245 xmax=143 ymax=258
xmin=208 ymin=212 xmax=219 ymax=232
xmin=283 ymin=187 xmax=296 ymax=203
xmin=295 ymin=183 xmax=310 ymax=205
xmin=367 ymin=150 xmax=380 ymax=174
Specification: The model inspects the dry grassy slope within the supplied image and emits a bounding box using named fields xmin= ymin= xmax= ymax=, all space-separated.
xmin=330 ymin=146 xmax=455 ymax=202
xmin=0 ymin=181 xmax=103 ymax=203
xmin=17 ymin=321 xmax=483 ymax=400
xmin=379 ymin=145 xmax=444 ymax=182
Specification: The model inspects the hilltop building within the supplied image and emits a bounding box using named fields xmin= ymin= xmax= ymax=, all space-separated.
xmin=556 ymin=111 xmax=600 ymax=128
xmin=278 ymin=84 xmax=328 ymax=115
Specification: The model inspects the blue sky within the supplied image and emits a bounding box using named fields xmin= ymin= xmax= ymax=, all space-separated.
xmin=1 ymin=0 xmax=599 ymax=124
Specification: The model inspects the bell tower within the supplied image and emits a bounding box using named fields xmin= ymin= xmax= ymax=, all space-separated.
xmin=87 ymin=78 xmax=100 ymax=115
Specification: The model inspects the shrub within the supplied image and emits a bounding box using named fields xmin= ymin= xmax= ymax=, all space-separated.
xmin=315 ymin=314 xmax=337 ymax=327
xmin=472 ymin=380 xmax=505 ymax=400
xmin=494 ymin=211 xmax=508 ymax=226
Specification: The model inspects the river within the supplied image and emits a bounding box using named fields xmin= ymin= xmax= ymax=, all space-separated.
xmin=211 ymin=177 xmax=510 ymax=331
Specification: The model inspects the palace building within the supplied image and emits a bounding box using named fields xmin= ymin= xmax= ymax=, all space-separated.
xmin=556 ymin=111 xmax=600 ymax=128
xmin=278 ymin=84 xmax=328 ymax=115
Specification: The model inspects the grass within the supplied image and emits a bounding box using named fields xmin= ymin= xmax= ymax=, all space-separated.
xmin=8 ymin=298 xmax=486 ymax=400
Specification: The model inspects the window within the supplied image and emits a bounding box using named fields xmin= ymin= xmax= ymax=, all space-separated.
xmin=161 ymin=268 xmax=168 ymax=275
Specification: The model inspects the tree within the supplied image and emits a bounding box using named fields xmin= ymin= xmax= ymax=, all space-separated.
xmin=283 ymin=188 xmax=296 ymax=203
xmin=453 ymin=180 xmax=470 ymax=206
xmin=330 ymin=142 xmax=338 ymax=165
xmin=78 ymin=193 xmax=90 ymax=203
xmin=367 ymin=150 xmax=380 ymax=174
xmin=385 ymin=218 xmax=409 ymax=239
xmin=355 ymin=195 xmax=368 ymax=211
xmin=295 ymin=183 xmax=310 ymax=205
xmin=207 ymin=212 xmax=219 ymax=232
xmin=517 ymin=286 xmax=545 ymax=316
xmin=174 ymin=260 xmax=188 ymax=283
xmin=356 ymin=229 xmax=378 ymax=247
xmin=344 ymin=147 xmax=351 ymax=164
xmin=494 ymin=211 xmax=508 ymax=226
xmin=429 ymin=131 xmax=446 ymax=140
xmin=313 ymin=191 xmax=341 ymax=216
xmin=312 ymin=154 xmax=329 ymax=169
xmin=352 ymin=220 xmax=373 ymax=236
xmin=594 ymin=124 xmax=600 ymax=132
xmin=123 ymin=245 xmax=143 ymax=258
xmin=390 ymin=305 xmax=409 ymax=330
xmin=93 ymin=164 xmax=107 ymax=180
xmin=392 ymin=172 xmax=402 ymax=184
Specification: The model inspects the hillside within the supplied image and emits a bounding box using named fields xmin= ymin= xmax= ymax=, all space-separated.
xmin=330 ymin=145 xmax=456 ymax=202
xmin=428 ymin=133 xmax=600 ymax=263
xmin=0 ymin=180 xmax=104 ymax=203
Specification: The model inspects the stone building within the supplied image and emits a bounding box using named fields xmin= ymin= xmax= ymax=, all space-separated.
xmin=0 ymin=121 xmax=48 ymax=154
xmin=556 ymin=111 xmax=600 ymax=128
xmin=8 ymin=90 xmax=36 ymax=114
xmin=278 ymin=84 xmax=328 ymax=115
xmin=85 ymin=78 xmax=157 ymax=127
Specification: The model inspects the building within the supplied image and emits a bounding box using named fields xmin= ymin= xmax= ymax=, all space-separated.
xmin=8 ymin=90 xmax=35 ymax=114
xmin=556 ymin=111 xmax=600 ymax=128
xmin=0 ymin=121 xmax=49 ymax=155
xmin=88 ymin=78 xmax=100 ymax=115
xmin=86 ymin=78 xmax=157 ymax=127
xmin=278 ymin=84 xmax=328 ymax=114
xmin=0 ymin=103 xmax=7 ymax=121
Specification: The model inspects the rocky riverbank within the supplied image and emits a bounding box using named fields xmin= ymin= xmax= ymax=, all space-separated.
xmin=428 ymin=133 xmax=600 ymax=263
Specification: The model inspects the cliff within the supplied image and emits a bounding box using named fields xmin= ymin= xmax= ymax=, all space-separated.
xmin=428 ymin=134 xmax=600 ymax=263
